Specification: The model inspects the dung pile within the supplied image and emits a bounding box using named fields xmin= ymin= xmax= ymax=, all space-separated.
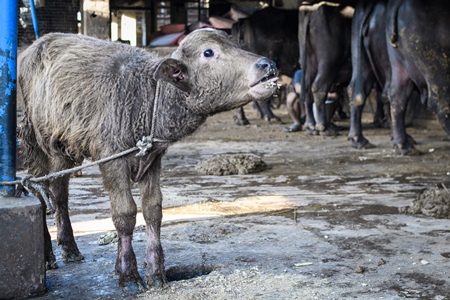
xmin=400 ymin=184 xmax=450 ymax=218
xmin=196 ymin=154 xmax=267 ymax=176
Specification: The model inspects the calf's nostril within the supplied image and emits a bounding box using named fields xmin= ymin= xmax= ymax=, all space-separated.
xmin=256 ymin=58 xmax=277 ymax=73
xmin=256 ymin=58 xmax=270 ymax=71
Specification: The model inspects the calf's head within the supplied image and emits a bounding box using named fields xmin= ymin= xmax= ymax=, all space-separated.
xmin=170 ymin=28 xmax=278 ymax=115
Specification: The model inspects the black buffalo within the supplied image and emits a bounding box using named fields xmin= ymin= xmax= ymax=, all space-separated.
xmin=232 ymin=6 xmax=299 ymax=125
xmin=299 ymin=2 xmax=353 ymax=135
xmin=386 ymin=0 xmax=450 ymax=154
xmin=347 ymin=0 xmax=392 ymax=149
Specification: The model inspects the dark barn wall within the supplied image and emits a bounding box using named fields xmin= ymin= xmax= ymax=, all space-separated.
xmin=19 ymin=0 xmax=80 ymax=47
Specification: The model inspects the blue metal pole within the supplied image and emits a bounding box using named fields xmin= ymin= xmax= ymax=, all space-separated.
xmin=0 ymin=0 xmax=18 ymax=196
xmin=29 ymin=0 xmax=40 ymax=39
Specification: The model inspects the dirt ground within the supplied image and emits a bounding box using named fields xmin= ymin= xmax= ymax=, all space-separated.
xmin=31 ymin=102 xmax=450 ymax=300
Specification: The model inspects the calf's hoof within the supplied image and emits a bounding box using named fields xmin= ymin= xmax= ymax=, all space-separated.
xmin=121 ymin=280 xmax=146 ymax=294
xmin=146 ymin=275 xmax=169 ymax=289
xmin=62 ymin=250 xmax=84 ymax=262
xmin=45 ymin=257 xmax=58 ymax=270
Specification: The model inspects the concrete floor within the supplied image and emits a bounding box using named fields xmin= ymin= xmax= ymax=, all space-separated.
xmin=28 ymin=105 xmax=450 ymax=300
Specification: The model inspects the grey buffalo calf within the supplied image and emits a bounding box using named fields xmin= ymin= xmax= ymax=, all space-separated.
xmin=18 ymin=29 xmax=278 ymax=292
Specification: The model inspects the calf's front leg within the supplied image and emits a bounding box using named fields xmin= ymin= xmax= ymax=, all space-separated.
xmin=100 ymin=160 xmax=144 ymax=293
xmin=138 ymin=154 xmax=168 ymax=288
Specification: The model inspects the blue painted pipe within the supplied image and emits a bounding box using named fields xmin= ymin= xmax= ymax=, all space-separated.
xmin=29 ymin=0 xmax=40 ymax=39
xmin=0 ymin=0 xmax=18 ymax=196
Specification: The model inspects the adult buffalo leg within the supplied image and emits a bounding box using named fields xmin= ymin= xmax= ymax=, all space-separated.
xmin=100 ymin=159 xmax=143 ymax=293
xmin=389 ymin=66 xmax=417 ymax=155
xmin=254 ymin=97 xmax=281 ymax=122
xmin=428 ymin=80 xmax=450 ymax=138
xmin=233 ymin=107 xmax=250 ymax=125
xmin=421 ymin=56 xmax=450 ymax=139
xmin=303 ymin=75 xmax=317 ymax=135
xmin=138 ymin=154 xmax=168 ymax=288
xmin=347 ymin=81 xmax=377 ymax=149
xmin=436 ymin=107 xmax=450 ymax=137
xmin=311 ymin=76 xmax=334 ymax=135
xmin=373 ymin=87 xmax=390 ymax=128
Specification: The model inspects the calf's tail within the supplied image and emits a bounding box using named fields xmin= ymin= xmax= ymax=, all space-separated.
xmin=18 ymin=112 xmax=50 ymax=177
xmin=17 ymin=42 xmax=51 ymax=177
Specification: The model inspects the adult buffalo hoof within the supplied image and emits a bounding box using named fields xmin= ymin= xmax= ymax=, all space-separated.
xmin=121 ymin=280 xmax=146 ymax=294
xmin=329 ymin=122 xmax=345 ymax=131
xmin=263 ymin=115 xmax=282 ymax=123
xmin=319 ymin=129 xmax=337 ymax=137
xmin=306 ymin=127 xmax=318 ymax=135
xmin=284 ymin=124 xmax=301 ymax=132
xmin=350 ymin=137 xmax=374 ymax=149
xmin=233 ymin=115 xmax=250 ymax=126
xmin=315 ymin=124 xmax=326 ymax=132
xmin=393 ymin=144 xmax=421 ymax=156
xmin=62 ymin=250 xmax=84 ymax=262
xmin=146 ymin=275 xmax=168 ymax=289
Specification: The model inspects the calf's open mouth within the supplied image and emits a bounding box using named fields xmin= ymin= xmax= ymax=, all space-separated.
xmin=250 ymin=68 xmax=279 ymax=89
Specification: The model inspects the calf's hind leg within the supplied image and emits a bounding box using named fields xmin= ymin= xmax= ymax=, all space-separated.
xmin=32 ymin=185 xmax=58 ymax=269
xmin=49 ymin=157 xmax=84 ymax=262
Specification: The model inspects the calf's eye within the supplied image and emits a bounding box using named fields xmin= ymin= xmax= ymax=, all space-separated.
xmin=203 ymin=49 xmax=214 ymax=58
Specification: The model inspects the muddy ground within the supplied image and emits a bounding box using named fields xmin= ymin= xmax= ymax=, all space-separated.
xmin=31 ymin=102 xmax=450 ymax=300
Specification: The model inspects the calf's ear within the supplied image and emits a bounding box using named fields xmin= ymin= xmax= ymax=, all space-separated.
xmin=154 ymin=58 xmax=191 ymax=92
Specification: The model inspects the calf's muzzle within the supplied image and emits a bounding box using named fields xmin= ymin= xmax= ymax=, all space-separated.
xmin=256 ymin=58 xmax=277 ymax=74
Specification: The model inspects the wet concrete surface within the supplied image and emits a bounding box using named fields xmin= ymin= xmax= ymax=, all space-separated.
xmin=28 ymin=104 xmax=450 ymax=300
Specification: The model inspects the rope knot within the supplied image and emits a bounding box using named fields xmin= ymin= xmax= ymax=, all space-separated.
xmin=20 ymin=174 xmax=34 ymax=187
xmin=136 ymin=136 xmax=153 ymax=157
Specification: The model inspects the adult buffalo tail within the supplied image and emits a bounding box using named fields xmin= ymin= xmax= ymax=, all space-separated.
xmin=299 ymin=10 xmax=310 ymax=109
xmin=352 ymin=1 xmax=376 ymax=106
xmin=387 ymin=0 xmax=403 ymax=48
